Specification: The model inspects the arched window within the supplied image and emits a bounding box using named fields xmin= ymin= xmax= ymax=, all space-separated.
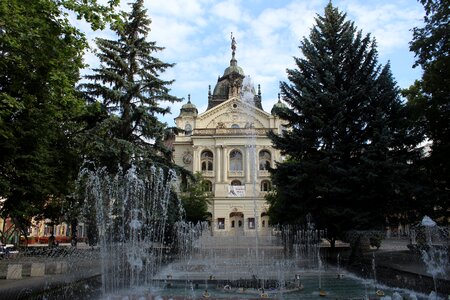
xmin=229 ymin=149 xmax=243 ymax=171
xmin=261 ymin=212 xmax=269 ymax=228
xmin=201 ymin=150 xmax=213 ymax=171
xmin=261 ymin=180 xmax=271 ymax=192
xmin=185 ymin=123 xmax=192 ymax=136
xmin=259 ymin=150 xmax=271 ymax=170
xmin=204 ymin=180 xmax=213 ymax=192
xmin=231 ymin=124 xmax=240 ymax=128
xmin=231 ymin=180 xmax=241 ymax=186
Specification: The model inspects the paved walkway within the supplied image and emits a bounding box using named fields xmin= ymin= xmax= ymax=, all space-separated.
xmin=0 ymin=246 xmax=101 ymax=299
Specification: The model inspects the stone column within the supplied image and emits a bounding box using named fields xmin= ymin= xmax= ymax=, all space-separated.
xmin=215 ymin=145 xmax=222 ymax=182
xmin=222 ymin=147 xmax=228 ymax=183
xmin=271 ymin=149 xmax=274 ymax=168
xmin=193 ymin=146 xmax=201 ymax=173
xmin=245 ymin=146 xmax=251 ymax=183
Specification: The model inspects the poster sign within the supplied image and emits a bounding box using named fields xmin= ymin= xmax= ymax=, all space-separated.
xmin=228 ymin=185 xmax=245 ymax=197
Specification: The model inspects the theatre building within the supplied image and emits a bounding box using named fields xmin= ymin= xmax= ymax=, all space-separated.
xmin=173 ymin=39 xmax=286 ymax=236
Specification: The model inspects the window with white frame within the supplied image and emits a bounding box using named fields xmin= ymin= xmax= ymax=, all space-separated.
xmin=185 ymin=123 xmax=192 ymax=136
xmin=201 ymin=150 xmax=214 ymax=171
xmin=229 ymin=149 xmax=243 ymax=171
xmin=259 ymin=150 xmax=271 ymax=170
xmin=248 ymin=218 xmax=255 ymax=229
xmin=204 ymin=180 xmax=213 ymax=192
xmin=260 ymin=180 xmax=271 ymax=192
xmin=217 ymin=218 xmax=225 ymax=230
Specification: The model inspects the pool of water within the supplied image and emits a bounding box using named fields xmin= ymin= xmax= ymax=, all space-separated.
xmin=102 ymin=273 xmax=428 ymax=300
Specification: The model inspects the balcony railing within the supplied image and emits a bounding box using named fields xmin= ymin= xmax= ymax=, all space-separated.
xmin=259 ymin=170 xmax=270 ymax=177
xmin=192 ymin=128 xmax=271 ymax=136
xmin=202 ymin=170 xmax=214 ymax=177
xmin=228 ymin=170 xmax=244 ymax=177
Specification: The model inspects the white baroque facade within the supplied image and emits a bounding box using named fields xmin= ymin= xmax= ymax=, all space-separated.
xmin=173 ymin=41 xmax=286 ymax=236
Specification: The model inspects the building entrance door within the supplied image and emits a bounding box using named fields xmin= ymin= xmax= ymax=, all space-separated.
xmin=229 ymin=212 xmax=244 ymax=235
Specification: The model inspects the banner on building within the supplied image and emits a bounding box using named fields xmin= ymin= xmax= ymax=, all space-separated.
xmin=228 ymin=185 xmax=245 ymax=197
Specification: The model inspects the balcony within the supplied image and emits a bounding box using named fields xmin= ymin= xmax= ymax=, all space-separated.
xmin=192 ymin=128 xmax=271 ymax=136
xmin=259 ymin=170 xmax=270 ymax=177
xmin=202 ymin=170 xmax=214 ymax=177
xmin=228 ymin=170 xmax=244 ymax=177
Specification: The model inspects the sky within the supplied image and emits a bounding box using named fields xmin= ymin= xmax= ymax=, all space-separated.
xmin=77 ymin=0 xmax=425 ymax=127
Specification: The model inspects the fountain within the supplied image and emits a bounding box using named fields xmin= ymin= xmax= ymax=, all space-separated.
xmin=372 ymin=252 xmax=384 ymax=297
xmin=79 ymin=164 xmax=178 ymax=296
xmin=336 ymin=253 xmax=344 ymax=279
xmin=73 ymin=157 xmax=448 ymax=300
xmin=317 ymin=252 xmax=327 ymax=297
xmin=241 ymin=75 xmax=260 ymax=275
xmin=2 ymin=175 xmax=445 ymax=300
xmin=409 ymin=216 xmax=449 ymax=298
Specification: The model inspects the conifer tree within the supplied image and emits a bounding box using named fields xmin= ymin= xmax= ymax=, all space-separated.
xmin=403 ymin=0 xmax=449 ymax=222
xmin=81 ymin=0 xmax=181 ymax=171
xmin=268 ymin=3 xmax=423 ymax=244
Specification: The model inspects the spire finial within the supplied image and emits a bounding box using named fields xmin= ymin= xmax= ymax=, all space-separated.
xmin=231 ymin=32 xmax=237 ymax=60
xmin=188 ymin=94 xmax=191 ymax=103
xmin=278 ymin=93 xmax=281 ymax=102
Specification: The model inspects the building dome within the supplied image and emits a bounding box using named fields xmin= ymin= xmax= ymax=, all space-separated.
xmin=212 ymin=79 xmax=229 ymax=98
xmin=179 ymin=95 xmax=198 ymax=116
xmin=207 ymin=35 xmax=262 ymax=111
xmin=223 ymin=63 xmax=244 ymax=77
xmin=271 ymin=96 xmax=287 ymax=115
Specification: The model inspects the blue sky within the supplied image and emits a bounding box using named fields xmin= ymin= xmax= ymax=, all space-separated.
xmin=77 ymin=0 xmax=425 ymax=127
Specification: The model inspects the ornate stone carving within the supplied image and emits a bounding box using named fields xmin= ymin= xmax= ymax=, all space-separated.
xmin=182 ymin=152 xmax=193 ymax=165
xmin=216 ymin=122 xmax=225 ymax=129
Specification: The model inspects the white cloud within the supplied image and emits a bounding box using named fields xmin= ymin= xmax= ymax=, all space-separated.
xmin=148 ymin=0 xmax=209 ymax=21
xmin=340 ymin=1 xmax=423 ymax=54
xmin=211 ymin=0 xmax=250 ymax=23
xmin=149 ymin=16 xmax=200 ymax=58
xmin=76 ymin=0 xmax=425 ymax=126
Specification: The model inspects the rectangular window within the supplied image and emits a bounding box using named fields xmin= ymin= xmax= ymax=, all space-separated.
xmin=248 ymin=218 xmax=255 ymax=229
xmin=218 ymin=218 xmax=225 ymax=230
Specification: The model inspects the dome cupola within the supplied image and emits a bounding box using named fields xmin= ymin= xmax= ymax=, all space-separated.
xmin=208 ymin=34 xmax=246 ymax=109
xmin=271 ymin=93 xmax=287 ymax=115
xmin=179 ymin=94 xmax=198 ymax=116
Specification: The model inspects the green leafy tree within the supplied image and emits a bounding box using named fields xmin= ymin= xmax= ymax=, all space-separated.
xmin=180 ymin=172 xmax=211 ymax=224
xmin=0 ymin=0 xmax=118 ymax=241
xmin=80 ymin=0 xmax=181 ymax=172
xmin=403 ymin=0 xmax=449 ymax=223
xmin=268 ymin=3 xmax=424 ymax=247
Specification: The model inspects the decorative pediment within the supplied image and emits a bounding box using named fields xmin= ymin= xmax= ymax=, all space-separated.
xmin=197 ymin=97 xmax=271 ymax=130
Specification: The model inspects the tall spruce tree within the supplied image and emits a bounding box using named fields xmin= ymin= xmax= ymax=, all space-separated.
xmin=268 ymin=3 xmax=423 ymax=245
xmin=81 ymin=0 xmax=181 ymax=171
xmin=403 ymin=0 xmax=449 ymax=223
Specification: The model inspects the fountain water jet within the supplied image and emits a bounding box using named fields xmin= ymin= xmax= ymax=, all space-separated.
xmin=242 ymin=75 xmax=259 ymax=253
xmin=412 ymin=216 xmax=449 ymax=298
xmin=79 ymin=164 xmax=177 ymax=296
